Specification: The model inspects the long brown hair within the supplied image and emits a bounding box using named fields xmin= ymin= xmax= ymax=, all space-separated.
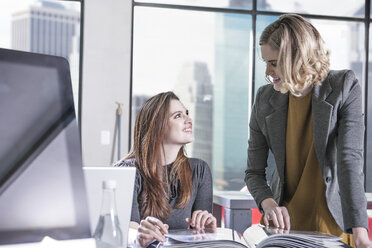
xmin=125 ymin=91 xmax=192 ymax=221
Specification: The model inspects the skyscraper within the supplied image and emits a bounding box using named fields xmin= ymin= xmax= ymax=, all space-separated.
xmin=213 ymin=0 xmax=252 ymax=190
xmin=174 ymin=61 xmax=213 ymax=168
xmin=11 ymin=0 xmax=80 ymax=60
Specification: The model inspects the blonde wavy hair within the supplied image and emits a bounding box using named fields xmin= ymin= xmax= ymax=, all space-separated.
xmin=260 ymin=14 xmax=330 ymax=97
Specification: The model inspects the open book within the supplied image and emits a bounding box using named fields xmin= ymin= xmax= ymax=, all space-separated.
xmin=157 ymin=224 xmax=351 ymax=248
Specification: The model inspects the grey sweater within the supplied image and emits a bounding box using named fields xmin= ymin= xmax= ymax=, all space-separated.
xmin=115 ymin=158 xmax=212 ymax=229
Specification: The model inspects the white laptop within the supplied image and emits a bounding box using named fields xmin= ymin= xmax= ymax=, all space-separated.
xmin=83 ymin=166 xmax=136 ymax=247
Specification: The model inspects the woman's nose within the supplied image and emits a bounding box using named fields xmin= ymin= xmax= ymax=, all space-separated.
xmin=265 ymin=65 xmax=273 ymax=76
xmin=185 ymin=115 xmax=192 ymax=124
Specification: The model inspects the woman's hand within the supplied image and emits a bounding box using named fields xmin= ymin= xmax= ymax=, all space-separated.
xmin=261 ymin=198 xmax=290 ymax=230
xmin=265 ymin=226 xmax=290 ymax=235
xmin=185 ymin=210 xmax=217 ymax=229
xmin=353 ymin=227 xmax=372 ymax=248
xmin=136 ymin=216 xmax=169 ymax=248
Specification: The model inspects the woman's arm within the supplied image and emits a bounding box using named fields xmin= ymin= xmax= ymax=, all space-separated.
xmin=352 ymin=227 xmax=372 ymax=248
xmin=336 ymin=71 xmax=370 ymax=246
xmin=245 ymin=87 xmax=274 ymax=209
xmin=190 ymin=160 xmax=216 ymax=229
xmin=336 ymin=71 xmax=368 ymax=231
xmin=245 ymin=87 xmax=291 ymax=230
xmin=191 ymin=160 xmax=213 ymax=212
xmin=128 ymin=170 xmax=169 ymax=247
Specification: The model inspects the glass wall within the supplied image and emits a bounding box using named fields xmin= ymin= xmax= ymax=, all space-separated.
xmin=0 ymin=0 xmax=81 ymax=114
xmin=132 ymin=6 xmax=252 ymax=190
xmin=135 ymin=0 xmax=252 ymax=10
xmin=132 ymin=0 xmax=372 ymax=192
xmin=258 ymin=0 xmax=365 ymax=17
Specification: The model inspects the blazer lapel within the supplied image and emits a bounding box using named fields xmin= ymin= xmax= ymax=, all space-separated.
xmin=265 ymin=91 xmax=288 ymax=182
xmin=312 ymin=79 xmax=333 ymax=172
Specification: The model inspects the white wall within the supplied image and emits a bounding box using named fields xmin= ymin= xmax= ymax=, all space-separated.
xmin=82 ymin=0 xmax=132 ymax=166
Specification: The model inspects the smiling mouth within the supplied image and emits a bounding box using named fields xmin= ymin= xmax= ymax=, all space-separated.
xmin=266 ymin=75 xmax=281 ymax=84
xmin=183 ymin=128 xmax=192 ymax=132
xmin=272 ymin=77 xmax=281 ymax=84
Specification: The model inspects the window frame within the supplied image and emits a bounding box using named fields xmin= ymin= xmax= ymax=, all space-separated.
xmin=130 ymin=0 xmax=372 ymax=192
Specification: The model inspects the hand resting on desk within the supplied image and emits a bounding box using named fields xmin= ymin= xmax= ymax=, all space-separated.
xmin=135 ymin=216 xmax=169 ymax=247
xmin=185 ymin=210 xmax=217 ymax=229
xmin=133 ymin=210 xmax=216 ymax=247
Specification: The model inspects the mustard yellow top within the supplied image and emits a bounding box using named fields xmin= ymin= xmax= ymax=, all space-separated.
xmin=283 ymin=92 xmax=354 ymax=247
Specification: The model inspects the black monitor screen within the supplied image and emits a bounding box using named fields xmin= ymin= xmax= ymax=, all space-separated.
xmin=0 ymin=48 xmax=90 ymax=244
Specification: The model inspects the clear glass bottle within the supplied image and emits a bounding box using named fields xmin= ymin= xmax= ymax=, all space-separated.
xmin=93 ymin=180 xmax=123 ymax=248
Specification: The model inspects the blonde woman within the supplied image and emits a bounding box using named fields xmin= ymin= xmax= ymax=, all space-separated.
xmin=245 ymin=14 xmax=371 ymax=247
xmin=116 ymin=91 xmax=216 ymax=247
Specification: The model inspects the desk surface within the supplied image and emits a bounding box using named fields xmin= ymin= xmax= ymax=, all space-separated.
xmin=214 ymin=191 xmax=372 ymax=210
xmin=366 ymin=193 xmax=372 ymax=209
xmin=213 ymin=191 xmax=257 ymax=209
xmin=0 ymin=238 xmax=95 ymax=248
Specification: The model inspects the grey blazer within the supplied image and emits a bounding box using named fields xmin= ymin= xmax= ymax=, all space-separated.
xmin=245 ymin=70 xmax=368 ymax=233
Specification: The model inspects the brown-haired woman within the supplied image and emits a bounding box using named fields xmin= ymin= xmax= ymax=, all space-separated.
xmin=245 ymin=14 xmax=372 ymax=247
xmin=115 ymin=91 xmax=216 ymax=247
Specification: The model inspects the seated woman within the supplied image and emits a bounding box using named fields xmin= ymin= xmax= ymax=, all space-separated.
xmin=115 ymin=91 xmax=216 ymax=247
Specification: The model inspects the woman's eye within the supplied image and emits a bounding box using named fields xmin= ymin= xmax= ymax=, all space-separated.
xmin=175 ymin=113 xmax=181 ymax=118
xmin=271 ymin=62 xmax=277 ymax=67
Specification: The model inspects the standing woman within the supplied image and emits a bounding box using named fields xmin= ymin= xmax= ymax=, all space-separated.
xmin=245 ymin=14 xmax=372 ymax=247
xmin=116 ymin=91 xmax=216 ymax=247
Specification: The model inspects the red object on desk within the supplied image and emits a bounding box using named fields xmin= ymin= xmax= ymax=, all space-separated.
xmin=252 ymin=208 xmax=262 ymax=224
xmin=368 ymin=216 xmax=372 ymax=240
xmin=240 ymin=186 xmax=262 ymax=225
xmin=218 ymin=206 xmax=261 ymax=227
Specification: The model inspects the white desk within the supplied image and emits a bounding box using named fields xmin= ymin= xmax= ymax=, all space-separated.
xmin=2 ymin=192 xmax=371 ymax=247
xmin=0 ymin=230 xmax=138 ymax=248
xmin=213 ymin=191 xmax=372 ymax=235
xmin=366 ymin=193 xmax=372 ymax=209
xmin=0 ymin=237 xmax=95 ymax=248
xmin=213 ymin=191 xmax=257 ymax=234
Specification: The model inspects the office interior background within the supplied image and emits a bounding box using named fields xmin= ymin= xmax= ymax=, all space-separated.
xmin=1 ymin=0 xmax=371 ymax=193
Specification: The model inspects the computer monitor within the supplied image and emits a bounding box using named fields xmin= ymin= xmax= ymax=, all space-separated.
xmin=0 ymin=48 xmax=90 ymax=244
xmin=83 ymin=167 xmax=136 ymax=247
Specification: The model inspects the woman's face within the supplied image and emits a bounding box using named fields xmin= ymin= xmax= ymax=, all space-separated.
xmin=261 ymin=44 xmax=283 ymax=92
xmin=163 ymin=99 xmax=194 ymax=147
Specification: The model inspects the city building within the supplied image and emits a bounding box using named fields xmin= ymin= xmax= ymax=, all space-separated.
xmin=11 ymin=0 xmax=80 ymax=60
xmin=174 ymin=61 xmax=213 ymax=168
xmin=213 ymin=0 xmax=252 ymax=190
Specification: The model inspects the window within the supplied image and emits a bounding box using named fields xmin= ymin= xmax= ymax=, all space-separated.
xmin=135 ymin=0 xmax=252 ymax=10
xmin=132 ymin=1 xmax=372 ymax=192
xmin=258 ymin=0 xmax=364 ymax=18
xmin=0 ymin=0 xmax=81 ymax=116
xmin=367 ymin=24 xmax=372 ymax=191
xmin=132 ymin=6 xmax=252 ymax=190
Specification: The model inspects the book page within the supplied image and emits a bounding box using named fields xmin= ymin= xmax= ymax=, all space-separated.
xmin=242 ymin=224 xmax=268 ymax=248
xmin=242 ymin=225 xmax=347 ymax=248
xmin=163 ymin=228 xmax=248 ymax=247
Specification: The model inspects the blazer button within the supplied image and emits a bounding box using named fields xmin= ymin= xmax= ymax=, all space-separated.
xmin=325 ymin=177 xmax=332 ymax=183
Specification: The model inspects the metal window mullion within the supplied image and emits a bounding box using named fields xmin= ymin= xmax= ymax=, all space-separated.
xmin=364 ymin=0 xmax=370 ymax=190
